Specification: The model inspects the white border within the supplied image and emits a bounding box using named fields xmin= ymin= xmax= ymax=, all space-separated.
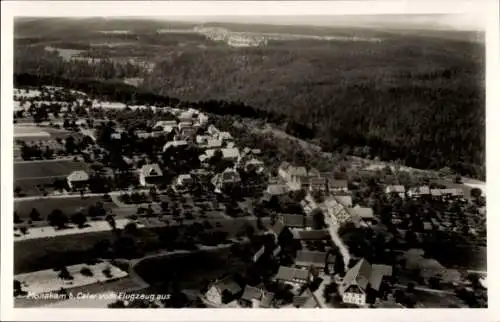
xmin=1 ymin=1 xmax=499 ymax=321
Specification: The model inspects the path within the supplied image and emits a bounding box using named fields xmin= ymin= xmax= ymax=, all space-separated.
xmin=394 ymin=283 xmax=455 ymax=296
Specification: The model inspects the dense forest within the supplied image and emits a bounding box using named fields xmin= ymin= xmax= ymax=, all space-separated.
xmin=13 ymin=21 xmax=485 ymax=180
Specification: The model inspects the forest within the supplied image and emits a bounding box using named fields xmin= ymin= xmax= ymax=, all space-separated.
xmin=13 ymin=24 xmax=485 ymax=180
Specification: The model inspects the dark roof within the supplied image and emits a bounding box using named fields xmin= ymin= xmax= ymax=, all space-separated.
xmin=292 ymin=290 xmax=318 ymax=308
xmin=295 ymin=250 xmax=327 ymax=268
xmin=240 ymin=285 xmax=264 ymax=301
xmin=340 ymin=258 xmax=373 ymax=294
xmin=278 ymin=214 xmax=306 ymax=228
xmin=292 ymin=229 xmax=330 ymax=240
xmin=370 ymin=264 xmax=393 ymax=291
xmin=270 ymin=220 xmax=286 ymax=236
xmin=260 ymin=292 xmax=275 ymax=308
xmin=328 ymin=179 xmax=348 ymax=188
xmin=276 ymin=266 xmax=309 ymax=281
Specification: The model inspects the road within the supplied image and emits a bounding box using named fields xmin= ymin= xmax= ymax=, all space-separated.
xmin=394 ymin=283 xmax=455 ymax=296
xmin=14 ymin=189 xmax=151 ymax=202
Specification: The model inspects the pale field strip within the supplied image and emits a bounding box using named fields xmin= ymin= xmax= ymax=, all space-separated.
xmin=14 ymin=218 xmax=145 ymax=242
xmin=15 ymin=261 xmax=128 ymax=296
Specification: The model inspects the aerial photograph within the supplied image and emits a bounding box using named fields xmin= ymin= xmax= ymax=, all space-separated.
xmin=11 ymin=13 xmax=486 ymax=309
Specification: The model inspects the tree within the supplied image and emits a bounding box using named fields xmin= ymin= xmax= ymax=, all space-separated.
xmin=80 ymin=267 xmax=94 ymax=277
xmin=124 ymin=222 xmax=138 ymax=235
xmin=312 ymin=209 xmax=326 ymax=230
xmin=14 ymin=186 xmax=22 ymax=196
xmin=47 ymin=209 xmax=69 ymax=229
xmin=106 ymin=214 xmax=117 ymax=231
xmin=58 ymin=266 xmax=73 ymax=280
xmin=14 ymin=212 xmax=23 ymax=224
xmin=470 ymin=188 xmax=482 ymax=199
xmin=71 ymin=212 xmax=88 ymax=228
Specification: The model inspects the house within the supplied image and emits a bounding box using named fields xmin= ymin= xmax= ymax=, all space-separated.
xmin=110 ymin=132 xmax=122 ymax=140
xmin=178 ymin=120 xmax=193 ymax=131
xmin=205 ymin=277 xmax=243 ymax=305
xmin=216 ymin=131 xmax=233 ymax=142
xmin=196 ymin=135 xmax=211 ymax=146
xmin=339 ymin=258 xmax=393 ymax=306
xmin=349 ymin=206 xmax=375 ymax=223
xmin=154 ymin=120 xmax=177 ymax=132
xmin=292 ymin=229 xmax=330 ymax=241
xmin=278 ymin=162 xmax=308 ymax=190
xmin=197 ymin=113 xmax=209 ymax=126
xmin=207 ymin=124 xmax=219 ymax=135
xmin=205 ymin=148 xmax=240 ymax=162
xmin=269 ymin=220 xmax=295 ymax=246
xmin=335 ymin=195 xmax=353 ymax=208
xmin=239 ymin=285 xmax=275 ymax=308
xmin=179 ymin=126 xmax=197 ymax=139
xmin=294 ymin=250 xmax=327 ymax=270
xmin=278 ymin=214 xmax=307 ymax=228
xmin=175 ymin=174 xmax=194 ymax=190
xmin=212 ymin=168 xmax=241 ymax=191
xmin=67 ymin=170 xmax=89 ymax=190
xmin=292 ymin=289 xmax=321 ymax=308
xmin=206 ymin=139 xmax=223 ymax=149
xmin=385 ymin=185 xmax=406 ymax=199
xmin=139 ymin=163 xmax=163 ymax=186
xmin=244 ymin=158 xmax=265 ymax=173
xmin=266 ymin=184 xmax=290 ymax=196
xmin=327 ymin=179 xmax=349 ymax=194
xmin=162 ymin=140 xmax=188 ymax=152
xmin=275 ymin=266 xmax=313 ymax=286
xmin=309 ymin=177 xmax=327 ymax=192
xmin=251 ymin=149 xmax=262 ymax=155
xmin=178 ymin=111 xmax=194 ymax=122
xmin=423 ymin=221 xmax=433 ymax=231
xmin=407 ymin=186 xmax=430 ymax=198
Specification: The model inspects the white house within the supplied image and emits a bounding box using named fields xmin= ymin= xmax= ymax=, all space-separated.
xmin=385 ymin=185 xmax=406 ymax=199
xmin=339 ymin=258 xmax=393 ymax=307
xmin=175 ymin=174 xmax=194 ymax=190
xmin=67 ymin=170 xmax=89 ymax=190
xmin=139 ymin=164 xmax=163 ymax=186
xmin=407 ymin=186 xmax=431 ymax=198
xmin=205 ymin=277 xmax=242 ymax=305
xmin=278 ymin=162 xmax=308 ymax=190
xmin=207 ymin=124 xmax=219 ymax=135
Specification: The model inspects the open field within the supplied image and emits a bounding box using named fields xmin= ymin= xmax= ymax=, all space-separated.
xmin=15 ymin=261 xmax=128 ymax=296
xmin=14 ymin=159 xmax=89 ymax=180
xmin=14 ymin=125 xmax=75 ymax=141
xmin=14 ymin=229 xmax=116 ymax=274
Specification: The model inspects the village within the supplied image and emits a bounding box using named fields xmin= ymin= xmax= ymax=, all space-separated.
xmin=13 ymin=86 xmax=487 ymax=309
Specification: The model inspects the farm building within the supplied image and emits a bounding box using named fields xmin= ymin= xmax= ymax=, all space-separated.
xmin=275 ymin=266 xmax=314 ymax=286
xmin=239 ymin=285 xmax=275 ymax=308
xmin=67 ymin=170 xmax=89 ymax=190
xmin=294 ymin=250 xmax=327 ymax=270
xmin=327 ymin=179 xmax=349 ymax=194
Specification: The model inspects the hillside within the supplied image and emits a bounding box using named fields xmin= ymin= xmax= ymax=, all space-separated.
xmin=13 ymin=18 xmax=486 ymax=179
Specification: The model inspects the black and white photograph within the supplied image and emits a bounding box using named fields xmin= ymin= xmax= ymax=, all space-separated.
xmin=1 ymin=0 xmax=499 ymax=320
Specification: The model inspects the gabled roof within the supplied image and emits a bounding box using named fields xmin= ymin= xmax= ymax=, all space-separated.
xmin=328 ymin=179 xmax=348 ymax=188
xmin=335 ymin=195 xmax=353 ymax=207
xmin=67 ymin=170 xmax=89 ymax=182
xmin=292 ymin=229 xmax=330 ymax=240
xmin=370 ymin=264 xmax=393 ymax=291
xmin=290 ymin=166 xmax=308 ymax=177
xmin=270 ymin=220 xmax=286 ymax=236
xmin=211 ymin=276 xmax=242 ymax=295
xmin=278 ymin=214 xmax=306 ymax=228
xmin=340 ymin=258 xmax=373 ymax=294
xmin=140 ymin=164 xmax=163 ymax=177
xmin=309 ymin=177 xmax=327 ymax=187
xmin=276 ymin=266 xmax=309 ymax=282
xmin=292 ymin=289 xmax=319 ymax=308
xmin=266 ymin=184 xmax=290 ymax=196
xmin=251 ymin=149 xmax=261 ymax=155
xmin=240 ymin=285 xmax=264 ymax=301
xmin=206 ymin=139 xmax=222 ymax=149
xmin=349 ymin=206 xmax=374 ymax=219
xmin=409 ymin=186 xmax=430 ymax=195
xmin=295 ymin=250 xmax=327 ymax=268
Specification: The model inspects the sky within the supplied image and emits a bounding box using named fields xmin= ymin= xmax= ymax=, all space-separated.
xmin=148 ymin=13 xmax=485 ymax=31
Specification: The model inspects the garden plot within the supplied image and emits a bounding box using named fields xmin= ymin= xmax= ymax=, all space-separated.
xmin=15 ymin=261 xmax=128 ymax=296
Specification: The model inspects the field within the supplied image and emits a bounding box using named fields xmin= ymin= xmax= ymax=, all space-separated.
xmin=14 ymin=159 xmax=89 ymax=180
xmin=14 ymin=229 xmax=116 ymax=274
xmin=14 ymin=125 xmax=74 ymax=141
xmin=14 ymin=195 xmax=117 ymax=220
xmin=133 ymin=247 xmax=248 ymax=290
